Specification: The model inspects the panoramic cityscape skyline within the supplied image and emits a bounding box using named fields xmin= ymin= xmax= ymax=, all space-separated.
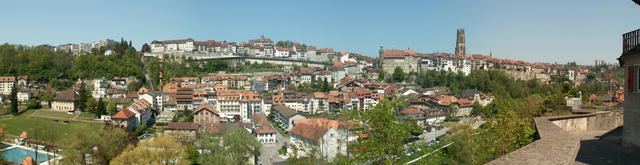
xmin=1 ymin=0 xmax=639 ymax=65
xmin=0 ymin=1 xmax=637 ymax=164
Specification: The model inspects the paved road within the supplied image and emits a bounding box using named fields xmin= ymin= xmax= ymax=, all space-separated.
xmin=418 ymin=127 xmax=449 ymax=143
xmin=140 ymin=56 xmax=154 ymax=91
xmin=258 ymin=131 xmax=289 ymax=165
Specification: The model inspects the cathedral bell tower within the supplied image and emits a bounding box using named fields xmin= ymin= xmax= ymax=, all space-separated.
xmin=378 ymin=46 xmax=384 ymax=69
xmin=455 ymin=29 xmax=466 ymax=56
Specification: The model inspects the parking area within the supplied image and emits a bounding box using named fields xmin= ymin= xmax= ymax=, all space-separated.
xmin=258 ymin=130 xmax=289 ymax=165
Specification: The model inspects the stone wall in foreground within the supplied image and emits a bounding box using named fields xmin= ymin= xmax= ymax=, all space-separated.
xmin=488 ymin=111 xmax=623 ymax=165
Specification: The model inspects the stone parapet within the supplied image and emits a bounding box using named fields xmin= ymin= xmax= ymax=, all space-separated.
xmin=488 ymin=111 xmax=623 ymax=165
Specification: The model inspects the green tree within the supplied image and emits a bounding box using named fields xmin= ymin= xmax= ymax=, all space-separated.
xmin=60 ymin=125 xmax=99 ymax=165
xmin=26 ymin=99 xmax=41 ymax=110
xmin=471 ymin=100 xmax=483 ymax=116
xmin=93 ymin=126 xmax=134 ymax=165
xmin=448 ymin=104 xmax=459 ymax=118
xmin=96 ymin=97 xmax=106 ymax=117
xmin=182 ymin=109 xmax=194 ymax=122
xmin=78 ymin=82 xmax=89 ymax=111
xmin=107 ymin=101 xmax=117 ymax=115
xmin=133 ymin=124 xmax=147 ymax=136
xmin=445 ymin=124 xmax=474 ymax=165
xmin=472 ymin=98 xmax=536 ymax=163
xmin=186 ymin=145 xmax=201 ymax=165
xmin=586 ymin=72 xmax=597 ymax=81
xmin=9 ymin=81 xmax=18 ymax=115
xmin=378 ymin=69 xmax=385 ymax=81
xmin=198 ymin=128 xmax=262 ymax=165
xmin=86 ymin=97 xmax=98 ymax=115
xmin=392 ymin=67 xmax=405 ymax=83
xmin=404 ymin=118 xmax=423 ymax=136
xmin=348 ymin=98 xmax=412 ymax=164
xmin=111 ymin=135 xmax=189 ymax=165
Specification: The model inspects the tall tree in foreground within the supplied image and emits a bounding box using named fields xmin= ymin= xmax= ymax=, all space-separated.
xmin=448 ymin=98 xmax=537 ymax=164
xmin=348 ymin=97 xmax=415 ymax=164
xmin=10 ymin=81 xmax=18 ymax=115
xmin=60 ymin=125 xmax=98 ymax=165
xmin=197 ymin=128 xmax=262 ymax=165
xmin=93 ymin=126 xmax=134 ymax=165
xmin=60 ymin=125 xmax=131 ymax=165
xmin=78 ymin=82 xmax=88 ymax=111
xmin=111 ymin=134 xmax=189 ymax=165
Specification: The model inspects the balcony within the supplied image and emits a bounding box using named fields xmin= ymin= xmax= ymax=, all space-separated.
xmin=623 ymin=29 xmax=640 ymax=55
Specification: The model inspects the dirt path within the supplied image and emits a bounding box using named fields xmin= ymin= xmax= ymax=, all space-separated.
xmin=26 ymin=110 xmax=38 ymax=119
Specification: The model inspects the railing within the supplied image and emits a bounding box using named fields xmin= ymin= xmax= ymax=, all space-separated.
xmin=623 ymin=29 xmax=640 ymax=54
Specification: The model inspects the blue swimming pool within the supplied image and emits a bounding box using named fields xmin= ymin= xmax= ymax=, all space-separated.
xmin=1 ymin=147 xmax=54 ymax=164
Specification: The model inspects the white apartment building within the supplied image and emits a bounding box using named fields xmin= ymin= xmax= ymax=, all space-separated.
xmin=150 ymin=38 xmax=195 ymax=53
xmin=17 ymin=88 xmax=30 ymax=102
xmin=92 ymin=78 xmax=109 ymax=99
xmin=0 ymin=77 xmax=15 ymax=95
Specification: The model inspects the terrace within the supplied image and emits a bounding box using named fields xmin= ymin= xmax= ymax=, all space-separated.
xmin=488 ymin=111 xmax=640 ymax=165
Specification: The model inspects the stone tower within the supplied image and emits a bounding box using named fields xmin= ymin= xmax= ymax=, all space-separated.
xmin=455 ymin=29 xmax=466 ymax=55
xmin=378 ymin=46 xmax=384 ymax=69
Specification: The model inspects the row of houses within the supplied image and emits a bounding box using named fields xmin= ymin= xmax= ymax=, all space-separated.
xmin=111 ymin=97 xmax=157 ymax=131
xmin=148 ymin=35 xmax=376 ymax=64
xmin=54 ymin=39 xmax=116 ymax=55
xmin=380 ymin=48 xmax=592 ymax=83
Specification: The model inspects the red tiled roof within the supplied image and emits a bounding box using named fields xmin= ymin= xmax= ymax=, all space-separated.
xmin=112 ymin=108 xmax=136 ymax=119
xmin=293 ymin=118 xmax=342 ymax=130
xmin=290 ymin=123 xmax=326 ymax=142
xmin=163 ymin=83 xmax=179 ymax=94
xmin=54 ymin=90 xmax=79 ymax=101
xmin=313 ymin=92 xmax=328 ymax=99
xmin=272 ymin=104 xmax=299 ymax=117
xmin=19 ymin=131 xmax=29 ymax=139
xmin=194 ymin=103 xmax=219 ymax=116
xmin=21 ymin=156 xmax=36 ymax=165
xmin=138 ymin=86 xmax=149 ymax=93
xmin=0 ymin=76 xmax=15 ymax=83
xmin=400 ymin=106 xmax=423 ymax=115
xmin=383 ymin=49 xmax=417 ymax=58
xmin=457 ymin=99 xmax=473 ymax=107
xmin=126 ymin=92 xmax=138 ymax=99
xmin=252 ymin=113 xmax=277 ymax=134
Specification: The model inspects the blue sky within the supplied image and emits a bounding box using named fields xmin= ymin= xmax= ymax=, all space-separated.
xmin=1 ymin=0 xmax=638 ymax=65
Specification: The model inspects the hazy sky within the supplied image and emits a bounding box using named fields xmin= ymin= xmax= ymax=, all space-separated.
xmin=1 ymin=0 xmax=638 ymax=65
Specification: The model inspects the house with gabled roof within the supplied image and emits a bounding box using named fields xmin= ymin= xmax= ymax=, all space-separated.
xmin=52 ymin=90 xmax=79 ymax=112
xmin=251 ymin=113 xmax=277 ymax=144
xmin=399 ymin=106 xmax=427 ymax=126
xmin=164 ymin=120 xmax=199 ymax=142
xmin=289 ymin=118 xmax=348 ymax=161
xmin=111 ymin=108 xmax=137 ymax=131
xmin=271 ymin=104 xmax=305 ymax=131
xmin=194 ymin=103 xmax=220 ymax=125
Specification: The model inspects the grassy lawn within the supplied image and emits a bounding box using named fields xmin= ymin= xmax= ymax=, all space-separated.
xmin=0 ymin=117 xmax=103 ymax=145
xmin=76 ymin=112 xmax=97 ymax=120
xmin=29 ymin=110 xmax=76 ymax=120
xmin=444 ymin=121 xmax=459 ymax=128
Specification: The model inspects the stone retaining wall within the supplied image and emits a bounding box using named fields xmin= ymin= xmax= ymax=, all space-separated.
xmin=488 ymin=111 xmax=623 ymax=165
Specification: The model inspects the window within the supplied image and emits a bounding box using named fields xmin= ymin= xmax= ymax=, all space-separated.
xmin=636 ymin=66 xmax=640 ymax=92
xmin=630 ymin=65 xmax=640 ymax=92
